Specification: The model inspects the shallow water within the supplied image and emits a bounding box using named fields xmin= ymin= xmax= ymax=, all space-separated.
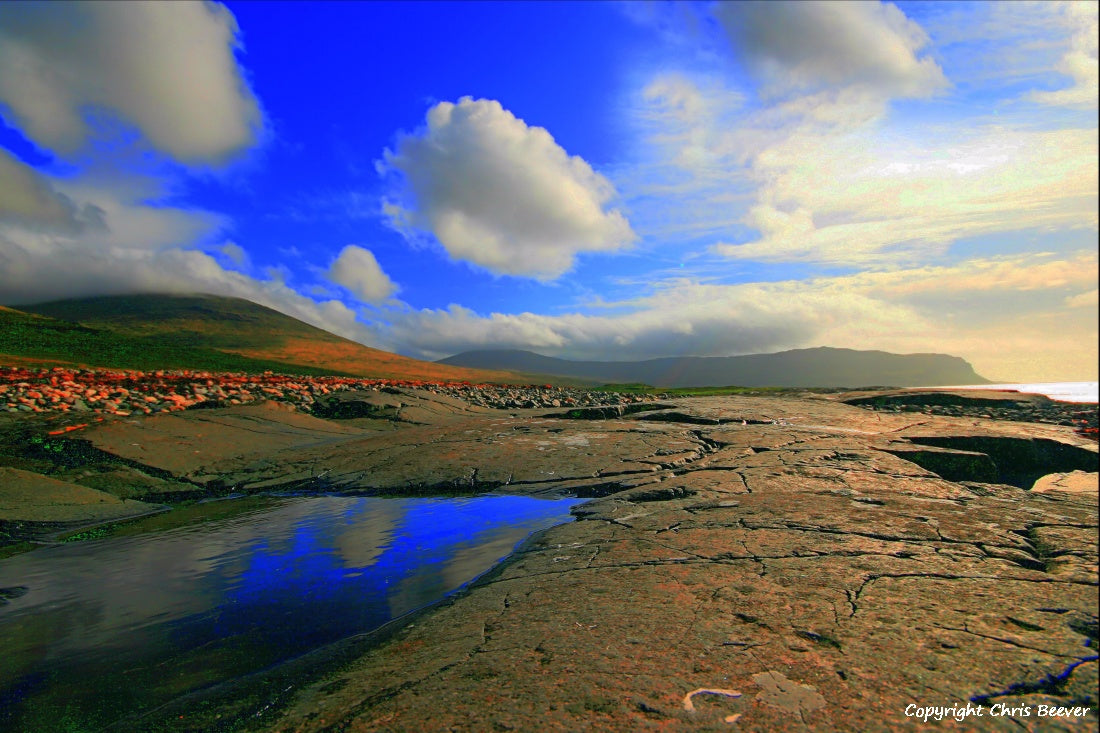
xmin=0 ymin=494 xmax=580 ymax=731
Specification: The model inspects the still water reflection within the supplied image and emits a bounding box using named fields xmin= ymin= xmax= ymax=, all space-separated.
xmin=0 ymin=494 xmax=580 ymax=730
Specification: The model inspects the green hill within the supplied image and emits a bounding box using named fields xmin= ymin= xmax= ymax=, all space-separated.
xmin=0 ymin=302 xmax=345 ymax=375
xmin=2 ymin=294 xmax=519 ymax=382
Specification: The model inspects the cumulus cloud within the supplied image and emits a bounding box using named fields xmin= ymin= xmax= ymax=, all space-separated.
xmin=0 ymin=1 xmax=261 ymax=163
xmin=713 ymin=0 xmax=947 ymax=98
xmin=326 ymin=245 xmax=398 ymax=303
xmin=381 ymin=97 xmax=636 ymax=280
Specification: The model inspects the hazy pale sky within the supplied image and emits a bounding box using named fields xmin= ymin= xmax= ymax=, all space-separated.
xmin=0 ymin=1 xmax=1096 ymax=381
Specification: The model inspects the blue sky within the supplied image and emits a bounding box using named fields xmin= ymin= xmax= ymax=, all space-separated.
xmin=0 ymin=1 xmax=1096 ymax=381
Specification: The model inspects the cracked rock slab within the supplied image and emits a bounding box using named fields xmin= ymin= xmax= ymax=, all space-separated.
xmin=62 ymin=390 xmax=1099 ymax=731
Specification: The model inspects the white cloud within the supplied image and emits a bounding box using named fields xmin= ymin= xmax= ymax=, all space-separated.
xmin=383 ymin=279 xmax=912 ymax=363
xmin=326 ymin=245 xmax=398 ymax=303
xmin=0 ymin=148 xmax=103 ymax=231
xmin=612 ymin=74 xmax=762 ymax=248
xmin=52 ymin=178 xmax=225 ymax=252
xmin=0 ymin=1 xmax=261 ymax=163
xmin=628 ymin=66 xmax=1097 ymax=270
xmin=0 ymin=214 xmax=380 ymax=356
xmin=381 ymin=97 xmax=636 ymax=280
xmin=713 ymin=1 xmax=947 ymax=98
xmin=1028 ymin=1 xmax=1098 ymax=109
xmin=0 ymin=3 xmax=379 ymax=353
xmin=621 ymin=3 xmax=1098 ymax=283
xmin=638 ymin=73 xmax=750 ymax=172
xmin=713 ymin=125 xmax=1098 ymax=266
xmin=643 ymin=73 xmax=738 ymax=127
xmin=0 ymin=188 xmax=225 ymax=306
xmin=848 ymin=252 xmax=1099 ymax=297
xmin=219 ymin=241 xmax=249 ymax=268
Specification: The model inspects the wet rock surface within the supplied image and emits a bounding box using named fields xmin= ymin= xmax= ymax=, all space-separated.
xmin=4 ymin=386 xmax=1098 ymax=730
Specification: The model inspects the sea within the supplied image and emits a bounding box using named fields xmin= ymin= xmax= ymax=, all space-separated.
xmin=923 ymin=381 xmax=1098 ymax=404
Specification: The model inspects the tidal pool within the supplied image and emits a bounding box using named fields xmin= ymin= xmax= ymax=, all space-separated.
xmin=0 ymin=493 xmax=580 ymax=731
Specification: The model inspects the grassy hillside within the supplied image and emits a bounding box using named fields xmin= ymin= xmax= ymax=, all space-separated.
xmin=0 ymin=304 xmax=346 ymax=375
xmin=27 ymin=294 xmax=343 ymax=349
xmin=3 ymin=295 xmax=519 ymax=382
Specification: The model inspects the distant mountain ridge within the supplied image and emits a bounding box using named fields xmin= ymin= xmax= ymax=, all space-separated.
xmin=438 ymin=347 xmax=991 ymax=388
xmin=2 ymin=294 xmax=993 ymax=387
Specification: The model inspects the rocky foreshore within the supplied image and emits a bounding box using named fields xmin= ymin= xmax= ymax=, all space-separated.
xmin=3 ymin=366 xmax=1096 ymax=438
xmin=0 ymin=366 xmax=656 ymax=421
xmin=240 ymin=391 xmax=1095 ymax=733
xmin=1 ymin=373 xmax=1097 ymax=731
xmin=844 ymin=389 xmax=1099 ymax=438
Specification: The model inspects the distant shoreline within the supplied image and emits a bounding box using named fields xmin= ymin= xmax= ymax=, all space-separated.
xmin=917 ymin=381 xmax=1098 ymax=404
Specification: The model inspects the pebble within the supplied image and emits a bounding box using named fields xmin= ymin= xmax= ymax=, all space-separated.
xmin=0 ymin=367 xmax=662 ymax=424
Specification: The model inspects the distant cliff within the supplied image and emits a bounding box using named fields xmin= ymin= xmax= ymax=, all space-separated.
xmin=438 ymin=347 xmax=991 ymax=388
